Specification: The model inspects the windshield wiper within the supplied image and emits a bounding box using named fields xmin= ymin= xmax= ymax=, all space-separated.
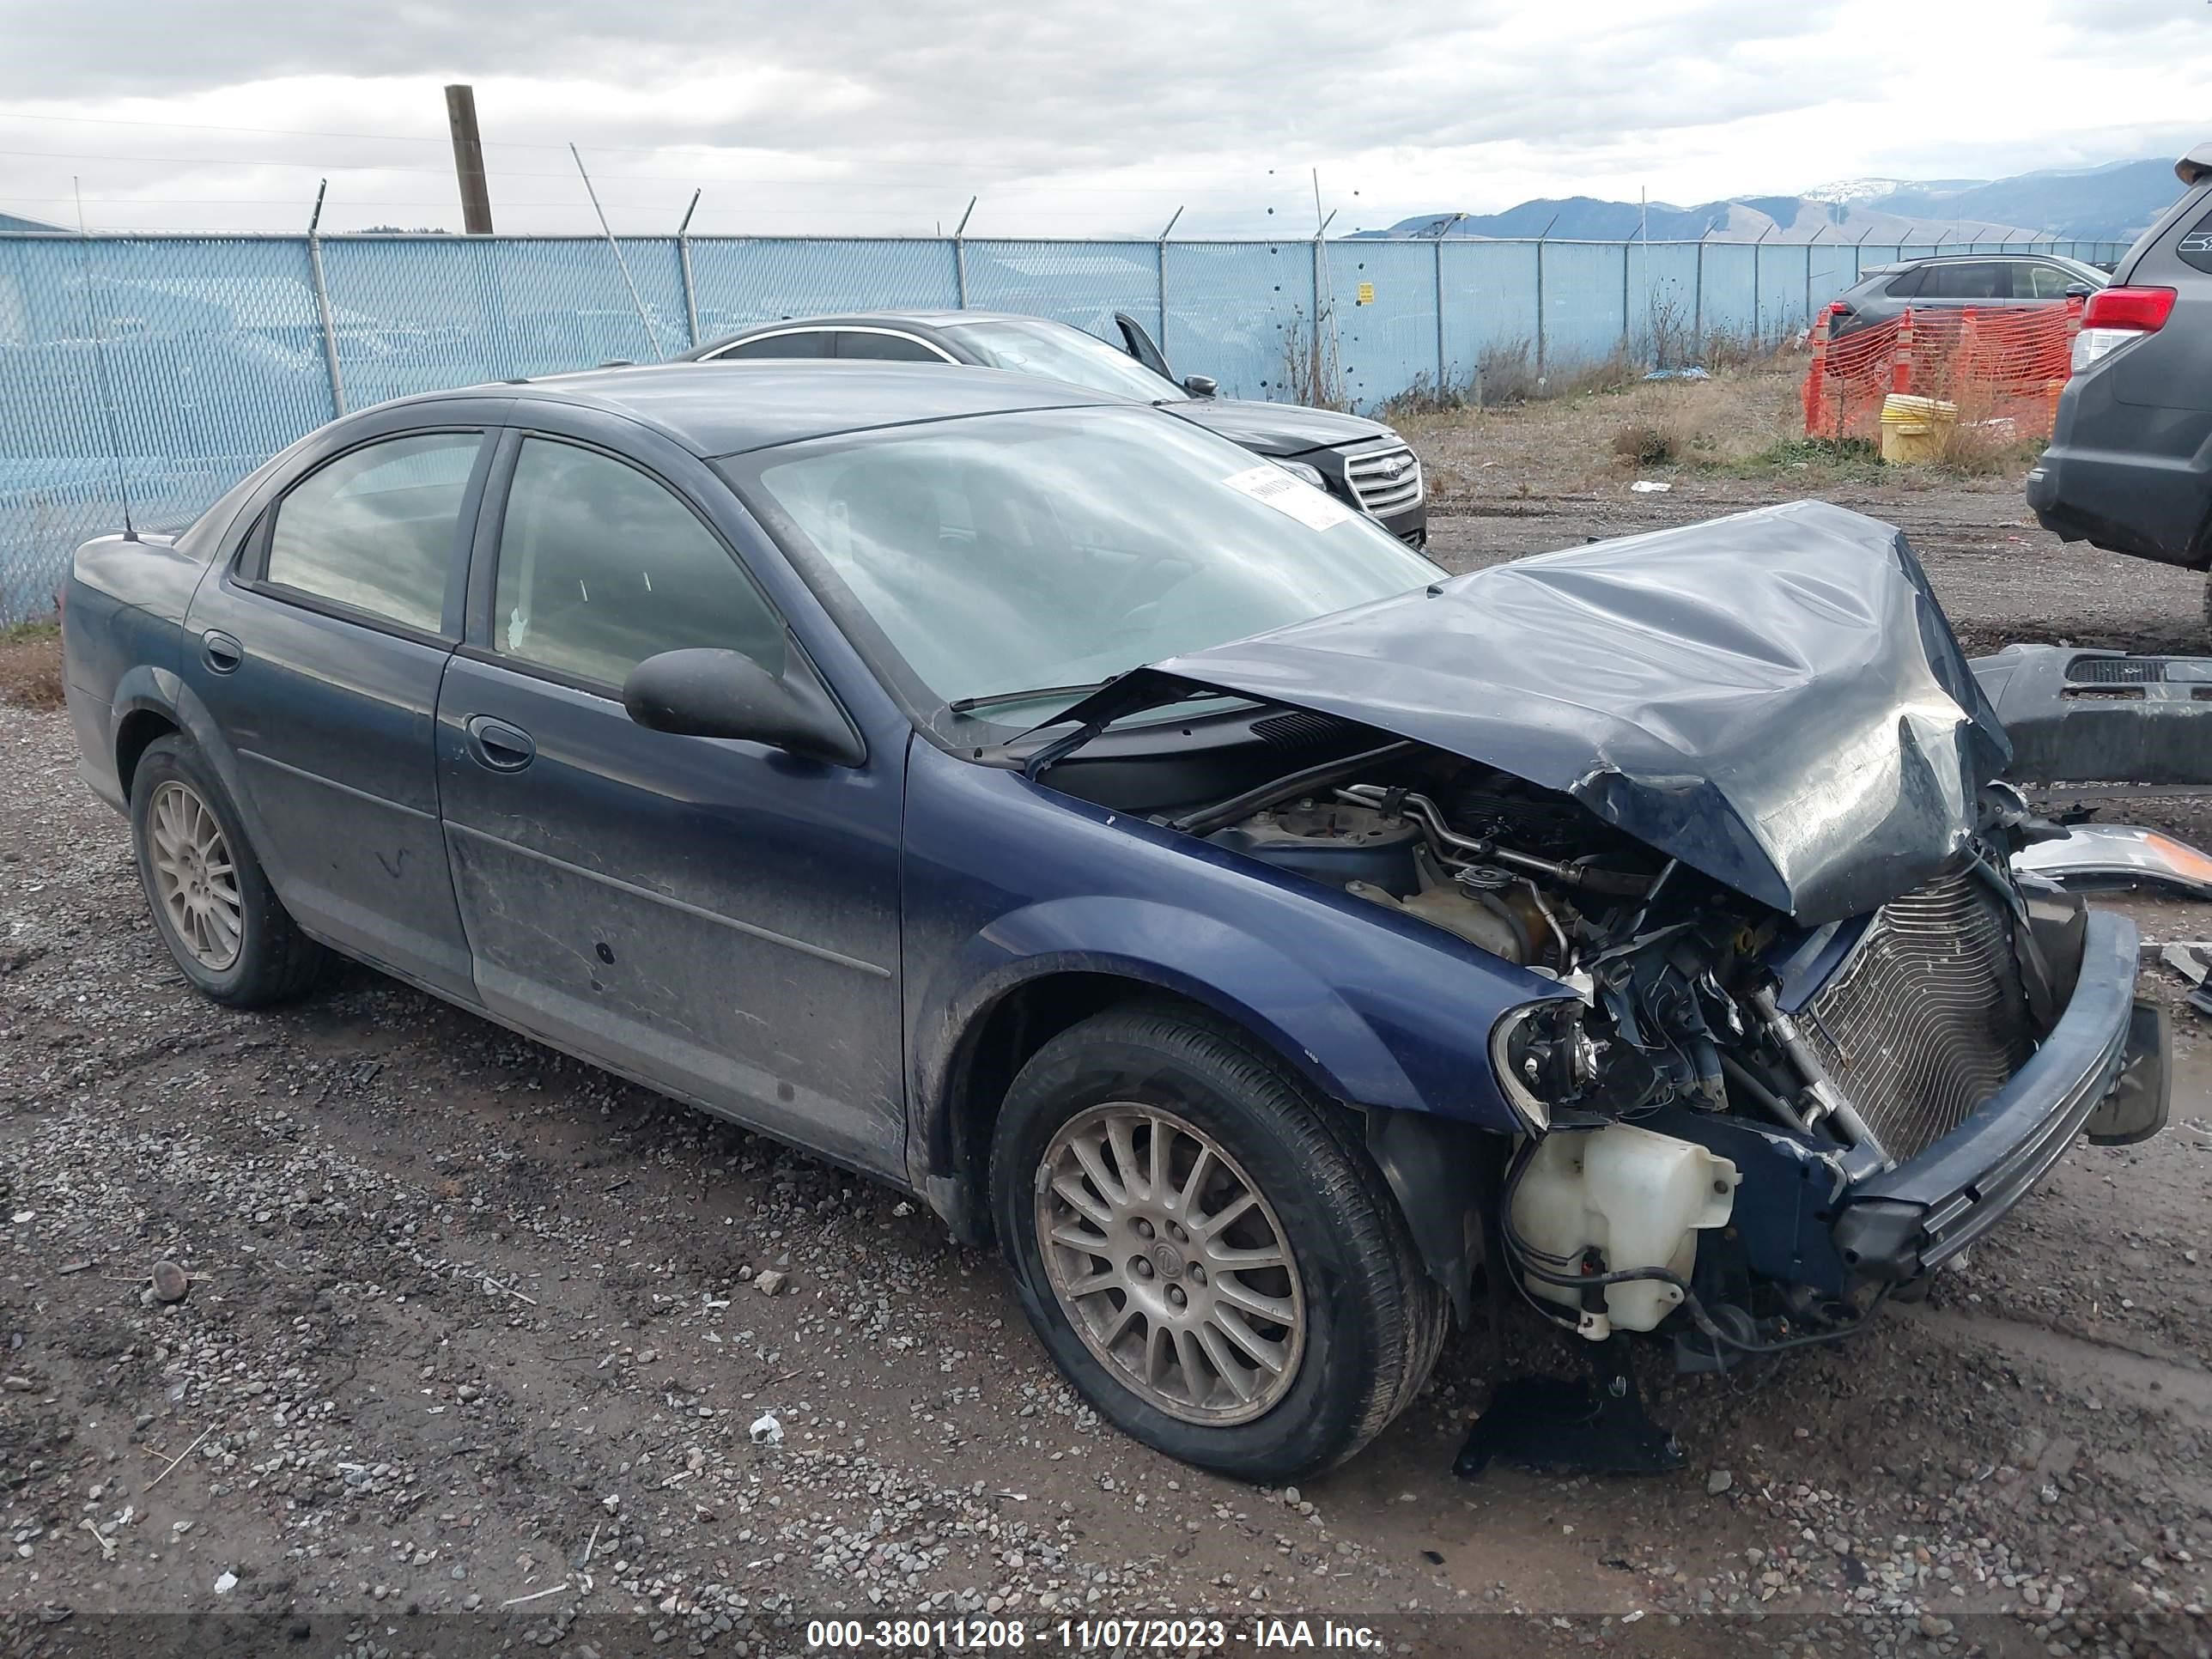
xmin=948 ymin=679 xmax=1113 ymax=714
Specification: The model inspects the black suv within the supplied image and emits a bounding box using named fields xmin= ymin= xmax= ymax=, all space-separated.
xmin=679 ymin=311 xmax=1427 ymax=548
xmin=2028 ymin=145 xmax=2212 ymax=604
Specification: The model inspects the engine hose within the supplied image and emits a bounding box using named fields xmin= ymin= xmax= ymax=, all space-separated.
xmin=1499 ymin=1144 xmax=1888 ymax=1357
xmin=1167 ymin=740 xmax=1417 ymax=836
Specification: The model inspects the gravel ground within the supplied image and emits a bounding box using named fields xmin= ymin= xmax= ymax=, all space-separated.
xmin=4 ymin=393 xmax=2212 ymax=1656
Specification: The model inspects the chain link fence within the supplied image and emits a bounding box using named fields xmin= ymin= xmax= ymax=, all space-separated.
xmin=0 ymin=229 xmax=2132 ymax=619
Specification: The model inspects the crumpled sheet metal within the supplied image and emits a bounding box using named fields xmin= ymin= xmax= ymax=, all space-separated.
xmin=1073 ymin=501 xmax=2010 ymax=924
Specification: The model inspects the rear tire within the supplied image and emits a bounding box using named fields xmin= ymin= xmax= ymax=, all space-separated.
xmin=129 ymin=735 xmax=326 ymax=1007
xmin=989 ymin=1001 xmax=1446 ymax=1481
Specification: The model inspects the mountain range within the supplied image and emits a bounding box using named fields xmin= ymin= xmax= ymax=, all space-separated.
xmin=1355 ymin=157 xmax=2186 ymax=245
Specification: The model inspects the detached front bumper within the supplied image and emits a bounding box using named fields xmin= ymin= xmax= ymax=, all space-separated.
xmin=1831 ymin=910 xmax=2165 ymax=1282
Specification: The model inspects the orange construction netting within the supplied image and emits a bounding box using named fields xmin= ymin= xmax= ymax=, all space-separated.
xmin=1801 ymin=301 xmax=2081 ymax=445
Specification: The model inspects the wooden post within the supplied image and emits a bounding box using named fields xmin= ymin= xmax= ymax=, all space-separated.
xmin=445 ymin=84 xmax=493 ymax=235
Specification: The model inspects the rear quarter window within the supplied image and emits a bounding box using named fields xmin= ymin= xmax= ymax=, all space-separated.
xmin=2179 ymin=203 xmax=2212 ymax=276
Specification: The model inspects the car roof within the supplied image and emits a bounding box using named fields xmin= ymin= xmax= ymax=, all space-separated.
xmin=725 ymin=310 xmax=1043 ymax=331
xmin=1856 ymin=252 xmax=2104 ymax=278
xmin=397 ymin=361 xmax=1124 ymax=458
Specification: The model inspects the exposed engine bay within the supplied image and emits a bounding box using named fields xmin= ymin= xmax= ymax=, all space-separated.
xmin=1197 ymin=750 xmax=2086 ymax=1363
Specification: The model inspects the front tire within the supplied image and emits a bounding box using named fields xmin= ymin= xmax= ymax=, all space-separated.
xmin=129 ymin=735 xmax=326 ymax=1007
xmin=989 ymin=1002 xmax=1445 ymax=1481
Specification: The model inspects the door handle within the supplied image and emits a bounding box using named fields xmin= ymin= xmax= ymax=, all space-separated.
xmin=463 ymin=714 xmax=536 ymax=772
xmin=200 ymin=629 xmax=243 ymax=674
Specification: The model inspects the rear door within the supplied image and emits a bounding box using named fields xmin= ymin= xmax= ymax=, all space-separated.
xmin=184 ymin=407 xmax=500 ymax=998
xmin=1915 ymin=261 xmax=2008 ymax=309
xmin=434 ymin=411 xmax=908 ymax=1176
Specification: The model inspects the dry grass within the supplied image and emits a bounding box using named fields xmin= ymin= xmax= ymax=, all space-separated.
xmin=1394 ymin=362 xmax=1817 ymax=498
xmin=0 ymin=622 xmax=64 ymax=711
xmin=1610 ymin=421 xmax=1680 ymax=467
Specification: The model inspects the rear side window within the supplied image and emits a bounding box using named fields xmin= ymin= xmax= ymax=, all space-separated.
xmin=713 ymin=331 xmax=832 ymax=360
xmin=1920 ymin=262 xmax=2006 ymax=300
xmin=834 ymin=331 xmax=948 ymax=362
xmin=2179 ymin=204 xmax=2212 ymax=276
xmin=493 ymin=437 xmax=784 ymax=688
xmin=264 ymin=431 xmax=483 ymax=633
xmin=1881 ymin=268 xmax=1924 ymax=298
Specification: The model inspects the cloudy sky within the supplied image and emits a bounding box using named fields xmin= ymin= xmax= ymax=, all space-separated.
xmin=3 ymin=0 xmax=2208 ymax=236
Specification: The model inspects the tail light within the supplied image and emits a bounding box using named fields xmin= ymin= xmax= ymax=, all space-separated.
xmin=2075 ymin=285 xmax=2177 ymax=372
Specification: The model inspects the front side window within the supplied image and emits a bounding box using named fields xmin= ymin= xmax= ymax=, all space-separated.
xmin=731 ymin=407 xmax=1439 ymax=722
xmin=494 ymin=438 xmax=783 ymax=689
xmin=264 ymin=431 xmax=483 ymax=632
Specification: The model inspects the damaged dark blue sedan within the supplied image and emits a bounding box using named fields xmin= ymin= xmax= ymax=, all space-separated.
xmin=61 ymin=363 xmax=2168 ymax=1480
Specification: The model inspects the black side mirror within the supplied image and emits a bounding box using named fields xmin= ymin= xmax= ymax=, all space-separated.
xmin=1182 ymin=374 xmax=1218 ymax=398
xmin=2063 ymin=283 xmax=2094 ymax=300
xmin=623 ymin=647 xmax=864 ymax=766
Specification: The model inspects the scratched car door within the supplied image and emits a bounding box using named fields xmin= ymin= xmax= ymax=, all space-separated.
xmin=434 ymin=422 xmax=908 ymax=1178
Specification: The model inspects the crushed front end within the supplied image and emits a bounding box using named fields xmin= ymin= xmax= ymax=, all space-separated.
xmin=1486 ymin=799 xmax=2167 ymax=1365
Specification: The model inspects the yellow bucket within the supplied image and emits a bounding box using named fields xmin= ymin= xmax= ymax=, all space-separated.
xmin=1879 ymin=393 xmax=1958 ymax=465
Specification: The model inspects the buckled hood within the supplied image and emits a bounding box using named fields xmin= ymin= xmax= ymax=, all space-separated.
xmin=1061 ymin=501 xmax=2010 ymax=923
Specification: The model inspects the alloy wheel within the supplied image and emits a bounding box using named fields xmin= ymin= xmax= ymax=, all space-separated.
xmin=146 ymin=780 xmax=243 ymax=971
xmin=1034 ymin=1102 xmax=1306 ymax=1425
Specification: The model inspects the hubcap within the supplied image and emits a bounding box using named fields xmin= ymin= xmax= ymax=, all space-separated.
xmin=1034 ymin=1103 xmax=1306 ymax=1425
xmin=147 ymin=781 xmax=243 ymax=971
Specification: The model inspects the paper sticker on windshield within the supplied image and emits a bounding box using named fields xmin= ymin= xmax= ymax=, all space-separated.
xmin=1222 ymin=465 xmax=1356 ymax=531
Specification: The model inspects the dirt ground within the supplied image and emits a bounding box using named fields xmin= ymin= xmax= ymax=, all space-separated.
xmin=4 ymin=380 xmax=2211 ymax=1657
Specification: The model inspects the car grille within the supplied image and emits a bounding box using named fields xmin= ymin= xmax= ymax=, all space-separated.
xmin=1344 ymin=446 xmax=1423 ymax=516
xmin=1798 ymin=870 xmax=2036 ymax=1163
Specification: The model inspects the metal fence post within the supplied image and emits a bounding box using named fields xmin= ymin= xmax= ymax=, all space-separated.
xmin=1693 ymin=235 xmax=1704 ymax=348
xmin=1433 ymin=236 xmax=1446 ymax=392
xmin=676 ymin=191 xmax=702 ymax=349
xmin=1621 ymin=241 xmax=1632 ymax=356
xmin=952 ymin=197 xmax=976 ymax=309
xmin=305 ymin=180 xmax=346 ymax=418
xmin=1155 ymin=206 xmax=1182 ymax=363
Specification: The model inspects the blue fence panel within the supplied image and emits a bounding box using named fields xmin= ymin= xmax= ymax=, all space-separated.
xmin=1539 ymin=242 xmax=1627 ymax=367
xmin=2 ymin=227 xmax=2144 ymax=617
xmin=963 ymin=240 xmax=1160 ymax=343
xmin=685 ymin=238 xmax=959 ymax=341
xmin=0 ymin=234 xmax=338 ymax=617
xmin=1808 ymin=241 xmax=1860 ymax=316
xmin=321 ymin=235 xmax=688 ymax=410
xmin=1698 ymin=243 xmax=1758 ymax=340
xmin=1160 ymin=241 xmax=1313 ymax=402
xmin=1328 ymin=240 xmax=1438 ymax=410
xmin=1754 ymin=243 xmax=1810 ymax=340
xmin=1439 ymin=240 xmax=1539 ymax=386
xmin=1623 ymin=243 xmax=1700 ymax=361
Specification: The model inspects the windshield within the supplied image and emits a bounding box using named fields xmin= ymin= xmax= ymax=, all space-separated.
xmin=727 ymin=406 xmax=1441 ymax=724
xmin=939 ymin=318 xmax=1186 ymax=403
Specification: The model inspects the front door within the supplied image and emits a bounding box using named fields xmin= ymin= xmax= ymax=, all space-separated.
xmin=183 ymin=422 xmax=492 ymax=998
xmin=434 ymin=424 xmax=907 ymax=1176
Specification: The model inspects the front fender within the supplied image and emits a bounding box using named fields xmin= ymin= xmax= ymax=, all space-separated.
xmin=902 ymin=742 xmax=1556 ymax=1207
xmin=927 ymin=895 xmax=1431 ymax=1113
